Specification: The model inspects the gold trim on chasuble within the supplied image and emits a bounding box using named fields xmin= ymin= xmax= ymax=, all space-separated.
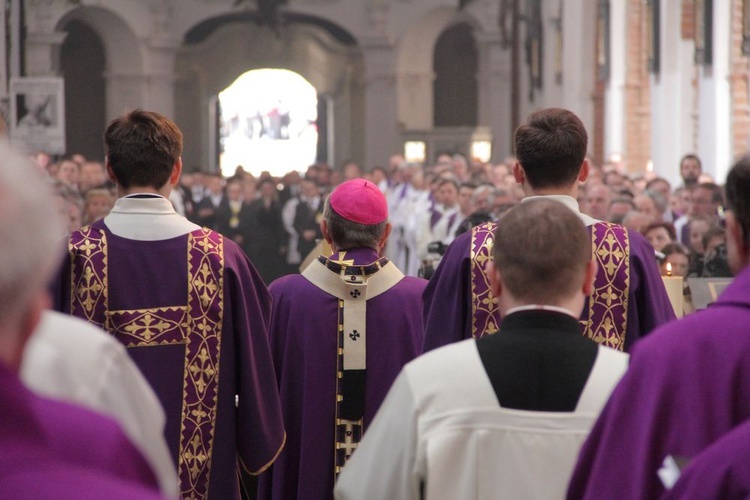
xmin=71 ymin=227 xmax=224 ymax=499
xmin=70 ymin=226 xmax=108 ymax=330
xmin=583 ymin=223 xmax=630 ymax=350
xmin=470 ymin=222 xmax=499 ymax=338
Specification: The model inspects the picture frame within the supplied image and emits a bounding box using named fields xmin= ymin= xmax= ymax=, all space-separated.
xmin=9 ymin=77 xmax=66 ymax=154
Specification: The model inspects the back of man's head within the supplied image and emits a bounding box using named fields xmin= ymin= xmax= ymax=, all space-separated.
xmin=514 ymin=108 xmax=588 ymax=190
xmin=493 ymin=199 xmax=589 ymax=304
xmin=726 ymin=156 xmax=750 ymax=250
xmin=0 ymin=142 xmax=63 ymax=357
xmin=104 ymin=109 xmax=183 ymax=190
xmin=324 ymin=179 xmax=389 ymax=250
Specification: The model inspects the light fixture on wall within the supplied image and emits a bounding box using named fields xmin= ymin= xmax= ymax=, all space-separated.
xmin=404 ymin=141 xmax=426 ymax=163
xmin=471 ymin=141 xmax=492 ymax=163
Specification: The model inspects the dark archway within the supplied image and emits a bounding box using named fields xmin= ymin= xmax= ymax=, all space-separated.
xmin=60 ymin=19 xmax=106 ymax=160
xmin=433 ymin=23 xmax=478 ymax=127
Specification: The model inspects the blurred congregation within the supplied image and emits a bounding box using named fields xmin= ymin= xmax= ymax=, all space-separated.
xmin=43 ymin=148 xmax=731 ymax=284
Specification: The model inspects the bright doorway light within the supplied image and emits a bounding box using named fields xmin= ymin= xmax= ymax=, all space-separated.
xmin=218 ymin=69 xmax=318 ymax=178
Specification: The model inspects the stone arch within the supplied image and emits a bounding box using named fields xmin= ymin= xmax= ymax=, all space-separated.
xmin=396 ymin=7 xmax=482 ymax=130
xmin=433 ymin=22 xmax=478 ymax=127
xmin=56 ymin=6 xmax=144 ymax=127
xmin=176 ymin=13 xmax=363 ymax=171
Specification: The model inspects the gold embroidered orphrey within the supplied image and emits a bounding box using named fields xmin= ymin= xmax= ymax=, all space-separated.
xmin=584 ymin=223 xmax=630 ymax=351
xmin=470 ymin=221 xmax=631 ymax=349
xmin=70 ymin=227 xmax=224 ymax=499
xmin=470 ymin=223 xmax=500 ymax=338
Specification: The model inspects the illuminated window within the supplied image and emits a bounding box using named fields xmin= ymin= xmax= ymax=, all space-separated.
xmin=219 ymin=69 xmax=318 ymax=177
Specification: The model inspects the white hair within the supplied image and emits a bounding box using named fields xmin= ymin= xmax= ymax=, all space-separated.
xmin=0 ymin=141 xmax=64 ymax=321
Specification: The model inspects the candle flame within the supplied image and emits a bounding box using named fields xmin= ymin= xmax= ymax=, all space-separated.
xmin=666 ymin=262 xmax=673 ymax=277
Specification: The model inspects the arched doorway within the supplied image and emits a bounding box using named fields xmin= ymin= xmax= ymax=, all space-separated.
xmin=433 ymin=22 xmax=478 ymax=127
xmin=218 ymin=69 xmax=318 ymax=177
xmin=176 ymin=13 xmax=362 ymax=174
xmin=60 ymin=19 xmax=106 ymax=159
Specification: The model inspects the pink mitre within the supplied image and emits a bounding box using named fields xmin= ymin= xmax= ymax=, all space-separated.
xmin=329 ymin=179 xmax=388 ymax=224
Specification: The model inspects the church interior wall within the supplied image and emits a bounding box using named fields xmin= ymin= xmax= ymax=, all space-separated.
xmin=4 ymin=0 xmax=750 ymax=181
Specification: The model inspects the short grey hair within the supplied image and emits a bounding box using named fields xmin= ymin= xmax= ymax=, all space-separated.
xmin=0 ymin=141 xmax=64 ymax=321
xmin=322 ymin=196 xmax=387 ymax=250
xmin=643 ymin=189 xmax=668 ymax=214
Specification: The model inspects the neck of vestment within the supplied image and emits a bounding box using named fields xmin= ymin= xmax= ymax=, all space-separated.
xmin=326 ymin=247 xmax=381 ymax=266
xmin=521 ymin=194 xmax=599 ymax=227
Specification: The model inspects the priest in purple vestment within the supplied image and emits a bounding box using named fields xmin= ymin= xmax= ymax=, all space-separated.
xmin=422 ymin=108 xmax=674 ymax=353
xmin=257 ymin=179 xmax=427 ymax=500
xmin=0 ymin=141 xmax=161 ymax=498
xmin=662 ymin=419 xmax=750 ymax=499
xmin=567 ymin=156 xmax=750 ymax=499
xmin=55 ymin=110 xmax=285 ymax=499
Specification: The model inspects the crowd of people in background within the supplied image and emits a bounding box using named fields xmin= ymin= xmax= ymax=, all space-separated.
xmin=36 ymin=146 xmax=731 ymax=284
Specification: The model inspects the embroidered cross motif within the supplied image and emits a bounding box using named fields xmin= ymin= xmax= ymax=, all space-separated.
xmin=338 ymin=423 xmax=359 ymax=458
xmin=349 ymin=330 xmax=360 ymax=341
xmin=349 ymin=289 xmax=361 ymax=298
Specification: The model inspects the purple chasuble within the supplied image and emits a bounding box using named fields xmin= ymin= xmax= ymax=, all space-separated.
xmin=423 ymin=219 xmax=674 ymax=353
xmin=258 ymin=247 xmax=427 ymax=500
xmin=59 ymin=220 xmax=285 ymax=500
xmin=567 ymin=264 xmax=750 ymax=499
xmin=0 ymin=362 xmax=161 ymax=498
xmin=663 ymin=419 xmax=750 ymax=499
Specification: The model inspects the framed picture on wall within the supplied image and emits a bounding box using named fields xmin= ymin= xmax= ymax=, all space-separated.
xmin=9 ymin=77 xmax=66 ymax=155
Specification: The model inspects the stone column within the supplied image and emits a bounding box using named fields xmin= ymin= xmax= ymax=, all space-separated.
xmin=25 ymin=31 xmax=67 ymax=76
xmin=142 ymin=37 xmax=179 ymax=119
xmin=650 ymin=0 xmax=696 ymax=184
xmin=476 ymin=31 xmax=512 ymax=161
xmin=361 ymin=38 xmax=399 ymax=168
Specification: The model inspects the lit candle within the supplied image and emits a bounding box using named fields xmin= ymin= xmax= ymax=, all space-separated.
xmin=662 ymin=263 xmax=683 ymax=318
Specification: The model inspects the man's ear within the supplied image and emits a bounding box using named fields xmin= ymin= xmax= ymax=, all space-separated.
xmin=321 ymin=219 xmax=333 ymax=245
xmin=106 ymin=160 xmax=117 ymax=183
xmin=378 ymin=222 xmax=392 ymax=253
xmin=169 ymin=157 xmax=183 ymax=186
xmin=512 ymin=162 xmax=525 ymax=185
xmin=582 ymin=259 xmax=598 ymax=296
xmin=487 ymin=260 xmax=503 ymax=298
xmin=578 ymin=158 xmax=591 ymax=183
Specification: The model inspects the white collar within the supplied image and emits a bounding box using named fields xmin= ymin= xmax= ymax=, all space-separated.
xmin=521 ymin=194 xmax=599 ymax=226
xmin=504 ymin=304 xmax=580 ymax=319
xmin=110 ymin=194 xmax=177 ymax=215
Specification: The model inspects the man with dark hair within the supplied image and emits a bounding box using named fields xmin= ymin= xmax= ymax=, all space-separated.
xmin=56 ymin=109 xmax=285 ymax=499
xmin=423 ymin=108 xmax=674 ymax=353
xmin=674 ymin=181 xmax=724 ymax=245
xmin=0 ymin=141 xmax=161 ymax=498
xmin=679 ymin=153 xmax=702 ymax=188
xmin=568 ymin=156 xmax=750 ymax=498
xmin=259 ymin=179 xmax=427 ymax=500
xmin=336 ymin=199 xmax=628 ymax=500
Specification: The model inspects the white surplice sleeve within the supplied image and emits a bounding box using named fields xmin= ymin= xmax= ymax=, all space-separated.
xmin=334 ymin=369 xmax=423 ymax=500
